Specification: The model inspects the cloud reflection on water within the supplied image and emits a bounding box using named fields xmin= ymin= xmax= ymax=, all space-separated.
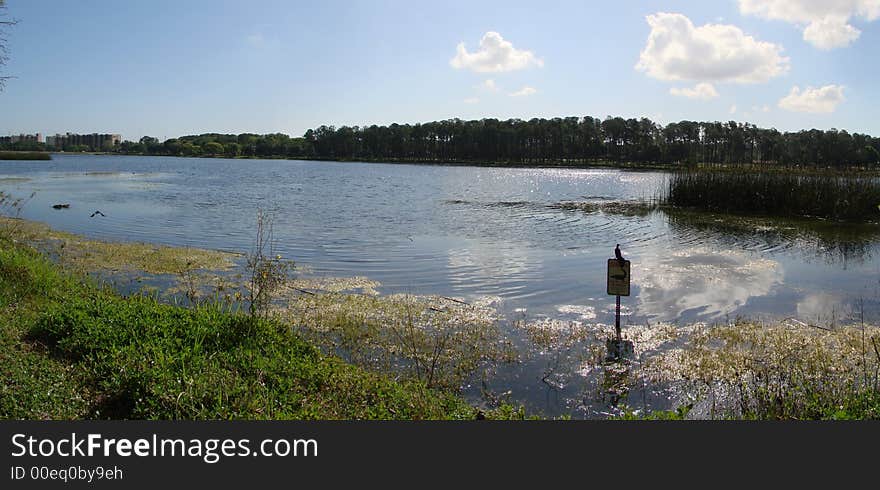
xmin=633 ymin=247 xmax=783 ymax=321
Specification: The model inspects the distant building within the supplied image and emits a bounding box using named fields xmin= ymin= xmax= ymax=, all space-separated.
xmin=45 ymin=132 xmax=121 ymax=150
xmin=0 ymin=133 xmax=43 ymax=144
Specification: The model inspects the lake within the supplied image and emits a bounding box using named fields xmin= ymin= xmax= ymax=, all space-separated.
xmin=2 ymin=153 xmax=880 ymax=417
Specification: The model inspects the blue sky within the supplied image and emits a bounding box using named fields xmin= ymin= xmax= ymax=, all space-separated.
xmin=1 ymin=0 xmax=879 ymax=140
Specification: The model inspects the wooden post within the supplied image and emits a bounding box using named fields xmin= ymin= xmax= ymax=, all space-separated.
xmin=615 ymin=294 xmax=621 ymax=341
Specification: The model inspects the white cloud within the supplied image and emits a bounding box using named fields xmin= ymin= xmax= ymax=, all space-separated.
xmin=752 ymin=105 xmax=771 ymax=113
xmin=478 ymin=79 xmax=499 ymax=92
xmin=803 ymin=17 xmax=861 ymax=48
xmin=730 ymin=105 xmax=738 ymax=114
xmin=669 ymin=82 xmax=719 ymax=100
xmin=463 ymin=97 xmax=480 ymax=104
xmin=738 ymin=0 xmax=880 ymax=49
xmin=509 ymin=86 xmax=537 ymax=97
xmin=450 ymin=31 xmax=543 ymax=73
xmin=778 ymin=85 xmax=845 ymax=113
xmin=636 ymin=13 xmax=790 ymax=85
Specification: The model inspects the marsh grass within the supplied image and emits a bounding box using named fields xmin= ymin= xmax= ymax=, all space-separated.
xmin=640 ymin=321 xmax=880 ymax=419
xmin=665 ymin=168 xmax=880 ymax=222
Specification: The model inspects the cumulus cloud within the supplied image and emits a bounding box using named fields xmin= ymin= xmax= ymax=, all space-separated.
xmin=450 ymin=31 xmax=543 ymax=73
xmin=803 ymin=17 xmax=861 ymax=49
xmin=669 ymin=82 xmax=719 ymax=100
xmin=738 ymin=0 xmax=880 ymax=49
xmin=778 ymin=85 xmax=845 ymax=113
xmin=509 ymin=86 xmax=537 ymax=97
xmin=729 ymin=105 xmax=738 ymax=114
xmin=637 ymin=13 xmax=789 ymax=86
xmin=463 ymin=97 xmax=480 ymax=104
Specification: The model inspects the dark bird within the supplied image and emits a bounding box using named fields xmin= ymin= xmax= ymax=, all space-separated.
xmin=52 ymin=203 xmax=70 ymax=209
xmin=90 ymin=210 xmax=105 ymax=218
xmin=614 ymin=244 xmax=625 ymax=261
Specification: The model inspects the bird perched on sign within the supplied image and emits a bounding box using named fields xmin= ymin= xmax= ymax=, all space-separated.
xmin=615 ymin=244 xmax=624 ymax=261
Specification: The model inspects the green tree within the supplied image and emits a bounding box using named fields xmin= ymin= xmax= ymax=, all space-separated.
xmin=202 ymin=141 xmax=224 ymax=156
xmin=224 ymin=142 xmax=241 ymax=157
xmin=866 ymin=145 xmax=880 ymax=166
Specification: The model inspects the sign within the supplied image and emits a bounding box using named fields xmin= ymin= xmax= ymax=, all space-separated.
xmin=607 ymin=259 xmax=630 ymax=296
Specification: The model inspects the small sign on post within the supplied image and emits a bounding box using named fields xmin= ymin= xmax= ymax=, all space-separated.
xmin=606 ymin=256 xmax=632 ymax=360
xmin=607 ymin=259 xmax=630 ymax=297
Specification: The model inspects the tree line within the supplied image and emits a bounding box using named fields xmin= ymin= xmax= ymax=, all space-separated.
xmin=5 ymin=116 xmax=879 ymax=168
xmin=300 ymin=117 xmax=880 ymax=168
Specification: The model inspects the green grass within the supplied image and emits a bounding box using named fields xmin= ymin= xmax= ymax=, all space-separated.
xmin=0 ymin=151 xmax=51 ymax=161
xmin=664 ymin=167 xmax=880 ymax=222
xmin=0 ymin=242 xmax=524 ymax=419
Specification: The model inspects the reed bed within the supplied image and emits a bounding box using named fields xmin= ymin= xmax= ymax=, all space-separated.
xmin=664 ymin=168 xmax=880 ymax=222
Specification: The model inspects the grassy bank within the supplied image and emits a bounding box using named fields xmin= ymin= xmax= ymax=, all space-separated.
xmin=664 ymin=167 xmax=880 ymax=222
xmin=0 ymin=241 xmax=523 ymax=419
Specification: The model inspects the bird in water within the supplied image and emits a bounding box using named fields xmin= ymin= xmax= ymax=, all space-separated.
xmin=614 ymin=243 xmax=625 ymax=261
xmin=90 ymin=210 xmax=105 ymax=218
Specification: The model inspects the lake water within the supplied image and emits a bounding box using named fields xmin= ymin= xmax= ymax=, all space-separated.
xmin=3 ymin=154 xmax=880 ymax=417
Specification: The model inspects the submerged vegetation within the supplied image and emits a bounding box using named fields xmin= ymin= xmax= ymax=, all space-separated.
xmin=519 ymin=316 xmax=880 ymax=420
xmin=664 ymin=168 xmax=880 ymax=222
xmin=284 ymin=293 xmax=514 ymax=393
xmin=553 ymin=200 xmax=659 ymax=217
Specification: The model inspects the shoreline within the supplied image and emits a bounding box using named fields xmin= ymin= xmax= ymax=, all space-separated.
xmin=0 ymin=217 xmax=526 ymax=420
xmin=1 ymin=215 xmax=878 ymax=419
xmin=46 ymin=151 xmax=880 ymax=177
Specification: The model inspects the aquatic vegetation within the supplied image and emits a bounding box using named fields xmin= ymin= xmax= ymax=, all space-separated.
xmin=638 ymin=321 xmax=880 ymax=419
xmin=283 ymin=292 xmax=516 ymax=392
xmin=285 ymin=276 xmax=380 ymax=295
xmin=664 ymin=168 xmax=880 ymax=222
xmin=0 ymin=217 xmax=238 ymax=274
xmin=553 ymin=200 xmax=659 ymax=216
